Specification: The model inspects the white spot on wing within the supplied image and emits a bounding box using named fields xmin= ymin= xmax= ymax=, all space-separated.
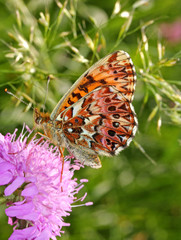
xmin=132 ymin=65 xmax=136 ymax=72
xmin=129 ymin=58 xmax=134 ymax=65
xmin=82 ymin=128 xmax=92 ymax=136
xmin=134 ymin=116 xmax=138 ymax=125
xmin=84 ymin=118 xmax=90 ymax=124
xmin=124 ymin=51 xmax=130 ymax=58
xmin=88 ymin=115 xmax=99 ymax=122
xmin=72 ymin=100 xmax=83 ymax=117
xmin=68 ymin=128 xmax=73 ymax=133
xmin=115 ymin=146 xmax=124 ymax=154
xmin=133 ymin=125 xmax=138 ymax=136
xmin=126 ymin=137 xmax=133 ymax=146
xmin=108 ymin=86 xmax=115 ymax=93
xmin=56 ymin=114 xmax=62 ymax=121
xmin=64 ymin=115 xmax=68 ymax=121
xmin=130 ymin=103 xmax=136 ymax=114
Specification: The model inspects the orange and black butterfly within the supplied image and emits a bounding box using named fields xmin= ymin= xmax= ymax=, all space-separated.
xmin=34 ymin=51 xmax=138 ymax=168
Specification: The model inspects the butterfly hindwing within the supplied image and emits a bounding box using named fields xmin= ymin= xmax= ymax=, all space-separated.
xmin=61 ymin=86 xmax=137 ymax=165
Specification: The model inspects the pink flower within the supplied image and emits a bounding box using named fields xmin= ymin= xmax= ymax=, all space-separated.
xmin=160 ymin=19 xmax=181 ymax=44
xmin=0 ymin=125 xmax=92 ymax=240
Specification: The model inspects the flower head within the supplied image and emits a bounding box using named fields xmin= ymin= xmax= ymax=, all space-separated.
xmin=160 ymin=19 xmax=181 ymax=44
xmin=0 ymin=125 xmax=92 ymax=240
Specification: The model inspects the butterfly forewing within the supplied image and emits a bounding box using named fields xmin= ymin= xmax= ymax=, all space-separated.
xmin=50 ymin=51 xmax=136 ymax=121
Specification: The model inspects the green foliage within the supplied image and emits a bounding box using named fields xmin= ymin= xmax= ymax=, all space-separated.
xmin=0 ymin=0 xmax=181 ymax=239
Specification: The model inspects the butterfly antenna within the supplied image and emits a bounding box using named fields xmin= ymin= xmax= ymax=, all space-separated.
xmin=5 ymin=88 xmax=35 ymax=111
xmin=43 ymin=75 xmax=50 ymax=113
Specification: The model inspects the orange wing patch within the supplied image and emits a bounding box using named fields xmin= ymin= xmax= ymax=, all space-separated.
xmin=57 ymin=51 xmax=136 ymax=114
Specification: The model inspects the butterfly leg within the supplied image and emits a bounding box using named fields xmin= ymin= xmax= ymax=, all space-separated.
xmin=34 ymin=131 xmax=51 ymax=145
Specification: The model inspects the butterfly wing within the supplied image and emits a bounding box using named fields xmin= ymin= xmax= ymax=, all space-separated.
xmin=50 ymin=50 xmax=136 ymax=121
xmin=51 ymin=50 xmax=137 ymax=168
xmin=59 ymin=85 xmax=137 ymax=167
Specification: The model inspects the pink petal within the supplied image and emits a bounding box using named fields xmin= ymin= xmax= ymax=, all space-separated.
xmin=9 ymin=226 xmax=38 ymax=240
xmin=22 ymin=183 xmax=38 ymax=196
xmin=80 ymin=179 xmax=88 ymax=183
xmin=0 ymin=133 xmax=4 ymax=141
xmin=85 ymin=202 xmax=93 ymax=206
xmin=8 ymin=217 xmax=13 ymax=225
xmin=0 ymin=162 xmax=15 ymax=173
xmin=35 ymin=229 xmax=52 ymax=240
xmin=6 ymin=202 xmax=39 ymax=221
xmin=4 ymin=176 xmax=25 ymax=196
xmin=0 ymin=171 xmax=13 ymax=185
xmin=6 ymin=202 xmax=33 ymax=216
xmin=17 ymin=211 xmax=39 ymax=221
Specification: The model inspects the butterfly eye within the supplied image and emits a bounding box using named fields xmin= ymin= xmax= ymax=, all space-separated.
xmin=74 ymin=119 xmax=79 ymax=123
xmin=35 ymin=116 xmax=42 ymax=124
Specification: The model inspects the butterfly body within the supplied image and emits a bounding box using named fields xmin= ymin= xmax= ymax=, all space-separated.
xmin=34 ymin=51 xmax=138 ymax=168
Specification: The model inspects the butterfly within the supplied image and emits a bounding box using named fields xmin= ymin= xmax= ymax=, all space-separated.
xmin=34 ymin=50 xmax=138 ymax=169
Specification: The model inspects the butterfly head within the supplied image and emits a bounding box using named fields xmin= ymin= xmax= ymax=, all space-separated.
xmin=34 ymin=108 xmax=50 ymax=128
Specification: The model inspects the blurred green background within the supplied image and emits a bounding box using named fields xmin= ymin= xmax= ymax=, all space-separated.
xmin=0 ymin=0 xmax=181 ymax=239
